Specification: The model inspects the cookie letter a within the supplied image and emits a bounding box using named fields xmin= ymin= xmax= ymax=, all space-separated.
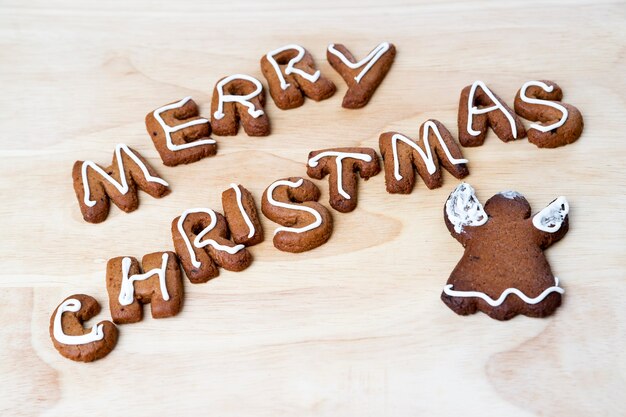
xmin=458 ymin=81 xmax=526 ymax=146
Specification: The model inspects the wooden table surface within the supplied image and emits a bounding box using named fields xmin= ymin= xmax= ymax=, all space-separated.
xmin=1 ymin=0 xmax=625 ymax=415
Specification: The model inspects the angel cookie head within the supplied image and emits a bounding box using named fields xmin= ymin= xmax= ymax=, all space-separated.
xmin=441 ymin=183 xmax=569 ymax=320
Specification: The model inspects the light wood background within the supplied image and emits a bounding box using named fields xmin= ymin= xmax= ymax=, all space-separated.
xmin=1 ymin=0 xmax=625 ymax=415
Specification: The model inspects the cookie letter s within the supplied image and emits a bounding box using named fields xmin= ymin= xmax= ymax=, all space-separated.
xmin=262 ymin=177 xmax=333 ymax=252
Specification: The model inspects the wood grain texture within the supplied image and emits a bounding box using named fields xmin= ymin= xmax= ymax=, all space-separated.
xmin=1 ymin=0 xmax=625 ymax=415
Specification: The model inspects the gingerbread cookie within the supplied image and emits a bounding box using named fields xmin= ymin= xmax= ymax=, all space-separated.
xmin=441 ymin=183 xmax=569 ymax=320
xmin=221 ymin=183 xmax=264 ymax=246
xmin=327 ymin=42 xmax=396 ymax=109
xmin=514 ymin=80 xmax=584 ymax=148
xmin=145 ymin=96 xmax=217 ymax=166
xmin=458 ymin=80 xmax=526 ymax=146
xmin=261 ymin=44 xmax=336 ymax=110
xmin=172 ymin=208 xmax=252 ymax=283
xmin=306 ymin=148 xmax=380 ymax=213
xmin=106 ymin=251 xmax=183 ymax=324
xmin=261 ymin=177 xmax=333 ymax=252
xmin=379 ymin=120 xmax=469 ymax=194
xmin=50 ymin=294 xmax=118 ymax=362
xmin=211 ymin=74 xmax=270 ymax=136
xmin=72 ymin=143 xmax=170 ymax=224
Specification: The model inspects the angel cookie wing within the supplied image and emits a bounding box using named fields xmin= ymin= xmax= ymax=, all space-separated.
xmin=532 ymin=196 xmax=569 ymax=233
xmin=445 ymin=182 xmax=488 ymax=234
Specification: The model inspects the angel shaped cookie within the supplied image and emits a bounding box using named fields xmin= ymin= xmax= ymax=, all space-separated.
xmin=441 ymin=183 xmax=569 ymax=320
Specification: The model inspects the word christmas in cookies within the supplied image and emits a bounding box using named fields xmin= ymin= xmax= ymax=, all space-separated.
xmin=442 ymin=183 xmax=569 ymax=320
xmin=72 ymin=143 xmax=170 ymax=223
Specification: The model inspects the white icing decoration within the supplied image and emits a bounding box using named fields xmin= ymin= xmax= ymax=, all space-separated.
xmin=327 ymin=42 xmax=390 ymax=83
xmin=267 ymin=178 xmax=322 ymax=236
xmin=390 ymin=121 xmax=468 ymax=181
xmin=499 ymin=190 xmax=523 ymax=199
xmin=152 ymin=97 xmax=216 ymax=150
xmin=230 ymin=183 xmax=255 ymax=239
xmin=532 ymin=196 xmax=569 ymax=233
xmin=445 ymin=183 xmax=488 ymax=234
xmin=177 ymin=208 xmax=245 ymax=268
xmin=520 ymin=81 xmax=569 ymax=132
xmin=466 ymin=80 xmax=518 ymax=139
xmin=52 ymin=298 xmax=105 ymax=345
xmin=307 ymin=151 xmax=373 ymax=200
xmin=213 ymin=74 xmax=264 ymax=120
xmin=266 ymin=44 xmax=321 ymax=90
xmin=443 ymin=277 xmax=564 ymax=307
xmin=81 ymin=143 xmax=169 ymax=208
xmin=118 ymin=253 xmax=170 ymax=306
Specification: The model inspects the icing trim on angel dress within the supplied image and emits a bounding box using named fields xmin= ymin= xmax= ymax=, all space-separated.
xmin=443 ymin=277 xmax=564 ymax=307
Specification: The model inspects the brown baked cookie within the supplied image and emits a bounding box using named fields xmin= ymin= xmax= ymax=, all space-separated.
xmin=261 ymin=44 xmax=336 ymax=110
xmin=306 ymin=147 xmax=380 ymax=213
xmin=441 ymin=183 xmax=569 ymax=320
xmin=379 ymin=120 xmax=469 ymax=194
xmin=72 ymin=143 xmax=170 ymax=224
xmin=514 ymin=80 xmax=584 ymax=148
xmin=145 ymin=96 xmax=217 ymax=166
xmin=261 ymin=177 xmax=333 ymax=252
xmin=326 ymin=42 xmax=396 ymax=109
xmin=221 ymin=183 xmax=264 ymax=246
xmin=458 ymin=81 xmax=526 ymax=146
xmin=106 ymin=251 xmax=183 ymax=324
xmin=49 ymin=294 xmax=118 ymax=362
xmin=172 ymin=208 xmax=252 ymax=283
xmin=211 ymin=74 xmax=270 ymax=136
